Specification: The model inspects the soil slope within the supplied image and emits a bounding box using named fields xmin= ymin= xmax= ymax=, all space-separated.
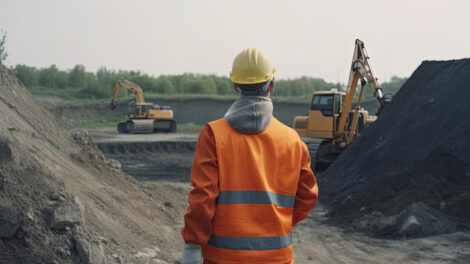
xmin=0 ymin=65 xmax=184 ymax=263
xmin=321 ymin=59 xmax=470 ymax=236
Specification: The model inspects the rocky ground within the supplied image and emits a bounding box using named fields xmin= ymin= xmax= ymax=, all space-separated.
xmin=0 ymin=63 xmax=186 ymax=263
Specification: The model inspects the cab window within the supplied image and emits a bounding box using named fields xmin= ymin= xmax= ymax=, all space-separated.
xmin=311 ymin=94 xmax=334 ymax=116
xmin=335 ymin=94 xmax=341 ymax=114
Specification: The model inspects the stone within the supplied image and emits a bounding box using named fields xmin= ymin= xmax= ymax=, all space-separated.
xmin=108 ymin=159 xmax=122 ymax=170
xmin=98 ymin=236 xmax=109 ymax=245
xmin=56 ymin=247 xmax=71 ymax=258
xmin=50 ymin=198 xmax=83 ymax=230
xmin=75 ymin=237 xmax=105 ymax=264
xmin=15 ymin=226 xmax=27 ymax=238
xmin=0 ymin=139 xmax=13 ymax=163
xmin=49 ymin=192 xmax=65 ymax=201
xmin=0 ymin=219 xmax=20 ymax=239
xmin=399 ymin=215 xmax=422 ymax=236
xmin=0 ymin=206 xmax=21 ymax=239
xmin=376 ymin=215 xmax=398 ymax=236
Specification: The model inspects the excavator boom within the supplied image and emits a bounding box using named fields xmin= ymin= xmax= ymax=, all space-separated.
xmin=109 ymin=76 xmax=146 ymax=109
xmin=336 ymin=39 xmax=388 ymax=143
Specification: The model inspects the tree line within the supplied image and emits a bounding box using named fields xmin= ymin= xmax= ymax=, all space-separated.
xmin=12 ymin=64 xmax=406 ymax=100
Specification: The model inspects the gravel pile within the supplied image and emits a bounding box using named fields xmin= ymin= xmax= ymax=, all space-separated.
xmin=321 ymin=59 xmax=470 ymax=237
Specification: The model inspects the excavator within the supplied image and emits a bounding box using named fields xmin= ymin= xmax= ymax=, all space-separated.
xmin=294 ymin=39 xmax=391 ymax=172
xmin=109 ymin=77 xmax=177 ymax=133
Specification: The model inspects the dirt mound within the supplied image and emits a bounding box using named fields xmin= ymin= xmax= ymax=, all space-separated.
xmin=321 ymin=59 xmax=470 ymax=237
xmin=0 ymin=65 xmax=184 ymax=263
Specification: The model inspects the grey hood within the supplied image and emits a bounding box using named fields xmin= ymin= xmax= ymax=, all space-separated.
xmin=224 ymin=96 xmax=273 ymax=134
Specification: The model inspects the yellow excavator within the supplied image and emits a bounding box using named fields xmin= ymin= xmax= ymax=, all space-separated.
xmin=109 ymin=77 xmax=177 ymax=133
xmin=294 ymin=39 xmax=391 ymax=171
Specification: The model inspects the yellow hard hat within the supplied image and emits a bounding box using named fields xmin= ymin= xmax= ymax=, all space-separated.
xmin=230 ymin=47 xmax=276 ymax=84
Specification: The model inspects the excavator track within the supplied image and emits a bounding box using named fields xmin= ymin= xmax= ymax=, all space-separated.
xmin=128 ymin=119 xmax=155 ymax=134
xmin=117 ymin=121 xmax=129 ymax=133
xmin=153 ymin=119 xmax=177 ymax=133
xmin=314 ymin=140 xmax=344 ymax=173
xmin=117 ymin=119 xmax=177 ymax=134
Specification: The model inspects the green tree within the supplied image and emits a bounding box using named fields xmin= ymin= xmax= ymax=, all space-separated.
xmin=215 ymin=77 xmax=232 ymax=94
xmin=13 ymin=64 xmax=38 ymax=87
xmin=0 ymin=29 xmax=8 ymax=65
xmin=357 ymin=76 xmax=408 ymax=102
xmin=275 ymin=77 xmax=337 ymax=97
xmin=382 ymin=76 xmax=407 ymax=95
xmin=155 ymin=76 xmax=175 ymax=94
xmin=68 ymin=64 xmax=87 ymax=88
xmin=187 ymin=78 xmax=208 ymax=93
xmin=55 ymin=70 xmax=68 ymax=88
xmin=96 ymin=66 xmax=119 ymax=96
xmin=39 ymin=65 xmax=60 ymax=88
xmin=14 ymin=61 xmax=408 ymax=102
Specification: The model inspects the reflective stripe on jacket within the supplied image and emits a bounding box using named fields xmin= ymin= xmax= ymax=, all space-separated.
xmin=195 ymin=117 xmax=318 ymax=263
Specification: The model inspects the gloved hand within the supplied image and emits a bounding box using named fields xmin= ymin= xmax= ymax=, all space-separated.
xmin=181 ymin=243 xmax=202 ymax=264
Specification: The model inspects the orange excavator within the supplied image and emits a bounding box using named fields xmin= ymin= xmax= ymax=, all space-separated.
xmin=293 ymin=39 xmax=391 ymax=171
xmin=109 ymin=77 xmax=177 ymax=133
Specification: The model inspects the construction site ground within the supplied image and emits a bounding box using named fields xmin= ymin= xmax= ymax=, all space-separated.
xmin=90 ymin=129 xmax=470 ymax=263
xmin=2 ymin=60 xmax=470 ymax=263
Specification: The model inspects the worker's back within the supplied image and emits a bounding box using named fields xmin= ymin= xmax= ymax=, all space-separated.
xmin=181 ymin=47 xmax=317 ymax=264
xmin=203 ymin=117 xmax=307 ymax=263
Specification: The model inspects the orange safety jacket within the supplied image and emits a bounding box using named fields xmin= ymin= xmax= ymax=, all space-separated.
xmin=182 ymin=117 xmax=318 ymax=264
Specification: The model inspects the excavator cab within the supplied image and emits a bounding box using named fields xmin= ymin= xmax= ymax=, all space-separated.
xmin=310 ymin=93 xmax=342 ymax=117
xmin=131 ymin=103 xmax=153 ymax=118
xmin=294 ymin=90 xmax=345 ymax=139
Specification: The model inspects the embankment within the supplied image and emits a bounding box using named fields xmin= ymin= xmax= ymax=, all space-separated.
xmin=50 ymin=97 xmax=309 ymax=127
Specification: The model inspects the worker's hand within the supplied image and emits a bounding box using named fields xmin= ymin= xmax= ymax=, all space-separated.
xmin=181 ymin=243 xmax=202 ymax=264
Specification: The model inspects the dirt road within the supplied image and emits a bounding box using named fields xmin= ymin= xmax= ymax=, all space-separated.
xmin=293 ymin=204 xmax=470 ymax=263
xmin=90 ymin=130 xmax=470 ymax=263
xmin=89 ymin=128 xmax=198 ymax=143
xmin=143 ymin=182 xmax=470 ymax=264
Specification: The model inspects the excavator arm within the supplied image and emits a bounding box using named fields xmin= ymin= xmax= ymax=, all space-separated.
xmin=353 ymin=41 xmax=386 ymax=114
xmin=109 ymin=76 xmax=146 ymax=110
xmin=336 ymin=39 xmax=388 ymax=145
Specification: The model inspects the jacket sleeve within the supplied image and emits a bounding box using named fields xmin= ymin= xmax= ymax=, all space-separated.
xmin=292 ymin=142 xmax=318 ymax=226
xmin=181 ymin=124 xmax=219 ymax=245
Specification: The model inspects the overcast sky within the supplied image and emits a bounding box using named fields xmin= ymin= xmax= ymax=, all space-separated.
xmin=1 ymin=0 xmax=469 ymax=83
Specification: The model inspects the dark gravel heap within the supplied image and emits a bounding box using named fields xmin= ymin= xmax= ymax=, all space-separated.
xmin=321 ymin=59 xmax=470 ymax=234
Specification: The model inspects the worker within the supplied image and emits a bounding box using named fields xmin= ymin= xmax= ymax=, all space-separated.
xmin=181 ymin=47 xmax=318 ymax=264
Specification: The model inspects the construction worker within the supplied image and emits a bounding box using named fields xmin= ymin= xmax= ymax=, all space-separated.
xmin=181 ymin=47 xmax=318 ymax=264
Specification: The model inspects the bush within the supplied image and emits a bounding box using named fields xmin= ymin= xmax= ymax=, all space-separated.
xmin=13 ymin=63 xmax=407 ymax=103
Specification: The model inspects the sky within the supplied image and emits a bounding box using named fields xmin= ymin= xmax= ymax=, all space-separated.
xmin=0 ymin=0 xmax=469 ymax=83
